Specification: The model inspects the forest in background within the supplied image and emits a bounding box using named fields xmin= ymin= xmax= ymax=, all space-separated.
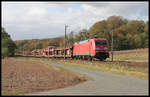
xmin=13 ymin=16 xmax=149 ymax=53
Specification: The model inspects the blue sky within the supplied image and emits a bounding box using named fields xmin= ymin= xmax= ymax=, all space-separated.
xmin=2 ymin=2 xmax=149 ymax=40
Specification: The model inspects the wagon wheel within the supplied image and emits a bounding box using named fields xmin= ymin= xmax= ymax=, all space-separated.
xmin=88 ymin=56 xmax=92 ymax=61
xmin=99 ymin=57 xmax=106 ymax=61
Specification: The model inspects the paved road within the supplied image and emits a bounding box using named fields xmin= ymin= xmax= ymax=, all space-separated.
xmin=27 ymin=62 xmax=148 ymax=95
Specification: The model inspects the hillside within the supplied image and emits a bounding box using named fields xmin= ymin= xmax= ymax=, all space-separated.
xmin=15 ymin=36 xmax=65 ymax=52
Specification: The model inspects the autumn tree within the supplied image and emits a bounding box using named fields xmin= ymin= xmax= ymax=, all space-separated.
xmin=143 ymin=21 xmax=149 ymax=47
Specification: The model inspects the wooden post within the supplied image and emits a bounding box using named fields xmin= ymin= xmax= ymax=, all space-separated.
xmin=111 ymin=30 xmax=114 ymax=62
xmin=64 ymin=25 xmax=68 ymax=59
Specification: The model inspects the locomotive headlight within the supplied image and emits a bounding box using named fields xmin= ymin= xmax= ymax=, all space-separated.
xmin=104 ymin=47 xmax=108 ymax=50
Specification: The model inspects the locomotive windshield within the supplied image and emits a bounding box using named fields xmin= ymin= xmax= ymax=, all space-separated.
xmin=95 ymin=40 xmax=107 ymax=45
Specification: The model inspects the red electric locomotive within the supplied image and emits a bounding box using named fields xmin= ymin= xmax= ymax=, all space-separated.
xmin=73 ymin=38 xmax=109 ymax=60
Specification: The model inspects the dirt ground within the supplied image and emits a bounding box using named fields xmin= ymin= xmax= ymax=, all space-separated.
xmin=1 ymin=58 xmax=87 ymax=95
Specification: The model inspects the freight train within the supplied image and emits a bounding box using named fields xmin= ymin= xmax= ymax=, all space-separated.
xmin=23 ymin=37 xmax=109 ymax=61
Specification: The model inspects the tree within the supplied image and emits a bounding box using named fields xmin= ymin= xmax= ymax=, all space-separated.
xmin=127 ymin=20 xmax=145 ymax=35
xmin=36 ymin=42 xmax=43 ymax=49
xmin=48 ymin=39 xmax=59 ymax=47
xmin=67 ymin=31 xmax=75 ymax=46
xmin=2 ymin=35 xmax=16 ymax=57
xmin=143 ymin=21 xmax=149 ymax=48
xmin=144 ymin=39 xmax=148 ymax=48
xmin=139 ymin=33 xmax=148 ymax=48
xmin=144 ymin=21 xmax=148 ymax=34
xmin=2 ymin=46 xmax=9 ymax=57
xmin=80 ymin=29 xmax=90 ymax=40
xmin=1 ymin=28 xmax=10 ymax=38
xmin=133 ymin=34 xmax=142 ymax=48
xmin=107 ymin=16 xmax=128 ymax=29
xmin=73 ymin=29 xmax=90 ymax=43
xmin=89 ymin=20 xmax=108 ymax=38
xmin=89 ymin=16 xmax=129 ymax=50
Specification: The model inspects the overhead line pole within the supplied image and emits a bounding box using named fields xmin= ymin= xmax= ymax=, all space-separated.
xmin=111 ymin=30 xmax=114 ymax=62
xmin=64 ymin=24 xmax=68 ymax=59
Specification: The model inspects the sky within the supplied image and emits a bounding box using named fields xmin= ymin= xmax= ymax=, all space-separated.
xmin=2 ymin=1 xmax=149 ymax=40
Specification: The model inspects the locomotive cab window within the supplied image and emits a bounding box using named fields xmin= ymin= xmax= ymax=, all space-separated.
xmin=95 ymin=41 xmax=107 ymax=45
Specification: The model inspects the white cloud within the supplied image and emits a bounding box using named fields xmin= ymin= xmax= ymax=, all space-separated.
xmin=2 ymin=2 xmax=148 ymax=40
xmin=82 ymin=2 xmax=148 ymax=20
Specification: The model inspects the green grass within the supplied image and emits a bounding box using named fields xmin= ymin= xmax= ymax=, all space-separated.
xmin=9 ymin=57 xmax=148 ymax=80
